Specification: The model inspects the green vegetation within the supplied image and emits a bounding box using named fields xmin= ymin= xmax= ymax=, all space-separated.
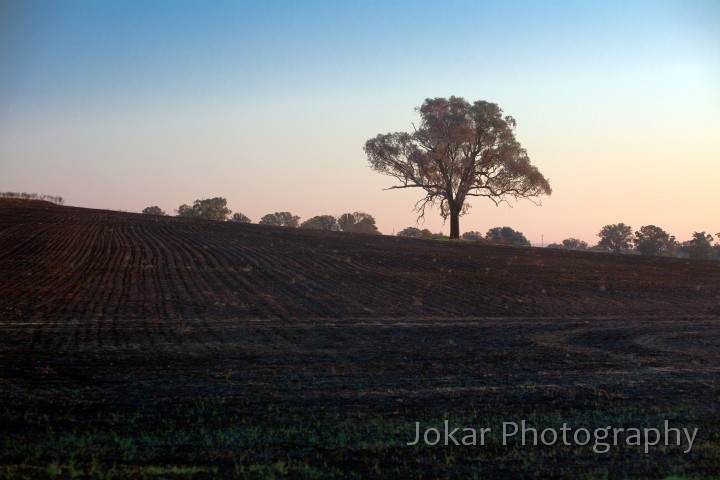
xmin=2 ymin=399 xmax=717 ymax=479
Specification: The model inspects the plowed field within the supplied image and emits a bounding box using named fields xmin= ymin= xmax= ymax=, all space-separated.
xmin=1 ymin=199 xmax=719 ymax=478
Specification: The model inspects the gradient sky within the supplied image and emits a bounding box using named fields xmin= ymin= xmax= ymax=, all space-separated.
xmin=1 ymin=0 xmax=718 ymax=245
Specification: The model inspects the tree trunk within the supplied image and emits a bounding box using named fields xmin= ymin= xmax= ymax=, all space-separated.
xmin=449 ymin=208 xmax=460 ymax=239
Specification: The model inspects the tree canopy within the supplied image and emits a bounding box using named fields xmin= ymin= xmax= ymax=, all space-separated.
xmin=397 ymin=227 xmax=423 ymax=238
xmin=141 ymin=206 xmax=166 ymax=216
xmin=597 ymin=223 xmax=633 ymax=253
xmin=633 ymin=225 xmax=676 ymax=256
xmin=461 ymin=231 xmax=483 ymax=241
xmin=562 ymin=238 xmax=588 ymax=250
xmin=177 ymin=197 xmax=230 ymax=221
xmin=259 ymin=212 xmax=300 ymax=228
xmin=364 ymin=96 xmax=551 ymax=238
xmin=228 ymin=212 xmax=252 ymax=223
xmin=300 ymin=215 xmax=339 ymax=231
xmin=681 ymin=231 xmax=715 ymax=260
xmin=485 ymin=226 xmax=530 ymax=246
xmin=337 ymin=212 xmax=379 ymax=234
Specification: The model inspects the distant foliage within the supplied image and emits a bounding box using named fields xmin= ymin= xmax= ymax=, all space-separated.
xmin=338 ymin=212 xmax=380 ymax=234
xmin=0 ymin=191 xmax=65 ymax=205
xmin=461 ymin=231 xmax=483 ymax=241
xmin=562 ymin=238 xmax=588 ymax=250
xmin=259 ymin=212 xmax=300 ymax=228
xmin=547 ymin=239 xmax=588 ymax=250
xmin=397 ymin=227 xmax=423 ymax=238
xmin=177 ymin=197 xmax=231 ymax=221
xmin=141 ymin=206 xmax=166 ymax=216
xmin=633 ymin=225 xmax=676 ymax=256
xmin=300 ymin=215 xmax=339 ymax=231
xmin=680 ymin=232 xmax=715 ymax=260
xmin=228 ymin=212 xmax=252 ymax=223
xmin=485 ymin=227 xmax=530 ymax=246
xmin=597 ymin=223 xmax=633 ymax=253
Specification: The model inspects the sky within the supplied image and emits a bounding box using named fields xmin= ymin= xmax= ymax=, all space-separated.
xmin=1 ymin=0 xmax=718 ymax=245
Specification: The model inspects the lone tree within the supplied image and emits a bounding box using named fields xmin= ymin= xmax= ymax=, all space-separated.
xmin=259 ymin=212 xmax=300 ymax=228
xmin=364 ymin=96 xmax=551 ymax=239
xmin=177 ymin=197 xmax=230 ymax=221
xmin=597 ymin=223 xmax=633 ymax=253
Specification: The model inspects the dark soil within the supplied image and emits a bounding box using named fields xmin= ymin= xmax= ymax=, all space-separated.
xmin=1 ymin=199 xmax=718 ymax=479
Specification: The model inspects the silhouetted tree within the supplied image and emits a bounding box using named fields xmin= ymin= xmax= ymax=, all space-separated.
xmin=485 ymin=227 xmax=530 ymax=246
xmin=364 ymin=97 xmax=551 ymax=238
xmin=177 ymin=197 xmax=230 ymax=221
xmin=300 ymin=215 xmax=339 ymax=231
xmin=142 ymin=206 xmax=166 ymax=216
xmin=546 ymin=239 xmax=588 ymax=250
xmin=397 ymin=227 xmax=423 ymax=238
xmin=562 ymin=238 xmax=588 ymax=250
xmin=228 ymin=212 xmax=252 ymax=223
xmin=681 ymin=232 xmax=715 ymax=260
xmin=633 ymin=225 xmax=676 ymax=256
xmin=597 ymin=223 xmax=633 ymax=253
xmin=259 ymin=212 xmax=300 ymax=228
xmin=337 ymin=212 xmax=379 ymax=234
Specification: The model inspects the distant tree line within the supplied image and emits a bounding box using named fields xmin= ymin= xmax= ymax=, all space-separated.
xmin=142 ymin=197 xmax=380 ymax=234
xmin=546 ymin=223 xmax=719 ymax=260
xmin=397 ymin=226 xmax=531 ymax=246
xmin=143 ymin=198 xmax=717 ymax=259
xmin=1 ymin=191 xmax=65 ymax=205
xmin=400 ymin=221 xmax=717 ymax=259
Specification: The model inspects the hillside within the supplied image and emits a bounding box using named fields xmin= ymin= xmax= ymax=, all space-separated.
xmin=1 ymin=199 xmax=718 ymax=330
xmin=1 ymin=199 xmax=719 ymax=478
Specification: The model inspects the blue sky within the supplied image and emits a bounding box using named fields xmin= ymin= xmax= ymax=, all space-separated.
xmin=1 ymin=0 xmax=718 ymax=244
